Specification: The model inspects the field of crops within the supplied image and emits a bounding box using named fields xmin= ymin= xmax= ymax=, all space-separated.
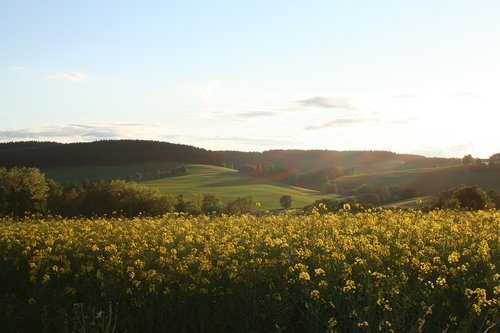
xmin=0 ymin=210 xmax=498 ymax=332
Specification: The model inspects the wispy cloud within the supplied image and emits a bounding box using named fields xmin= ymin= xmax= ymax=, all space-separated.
xmin=12 ymin=66 xmax=28 ymax=73
xmin=297 ymin=96 xmax=355 ymax=109
xmin=393 ymin=93 xmax=417 ymax=99
xmin=305 ymin=117 xmax=378 ymax=130
xmin=305 ymin=114 xmax=418 ymax=130
xmin=45 ymin=71 xmax=88 ymax=81
xmin=235 ymin=95 xmax=356 ymax=121
xmin=188 ymin=107 xmax=231 ymax=121
xmin=237 ymin=110 xmax=278 ymax=118
xmin=387 ymin=117 xmax=419 ymax=124
xmin=182 ymin=80 xmax=221 ymax=101
xmin=0 ymin=123 xmax=167 ymax=142
xmin=448 ymin=91 xmax=480 ymax=99
xmin=190 ymin=134 xmax=294 ymax=148
xmin=411 ymin=143 xmax=476 ymax=158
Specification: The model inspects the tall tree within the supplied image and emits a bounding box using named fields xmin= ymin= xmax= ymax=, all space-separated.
xmin=462 ymin=154 xmax=473 ymax=166
xmin=280 ymin=195 xmax=292 ymax=209
xmin=0 ymin=167 xmax=49 ymax=216
xmin=452 ymin=186 xmax=490 ymax=210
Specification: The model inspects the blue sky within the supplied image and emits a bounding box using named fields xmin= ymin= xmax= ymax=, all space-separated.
xmin=1 ymin=1 xmax=499 ymax=157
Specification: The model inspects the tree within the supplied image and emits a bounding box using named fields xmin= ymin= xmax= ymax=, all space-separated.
xmin=0 ymin=167 xmax=49 ymax=216
xmin=489 ymin=153 xmax=500 ymax=168
xmin=45 ymin=178 xmax=64 ymax=213
xmin=474 ymin=158 xmax=485 ymax=167
xmin=175 ymin=194 xmax=187 ymax=212
xmin=280 ymin=195 xmax=292 ymax=209
xmin=486 ymin=190 xmax=500 ymax=208
xmin=462 ymin=154 xmax=473 ymax=166
xmin=0 ymin=167 xmax=8 ymax=214
xmin=237 ymin=165 xmax=257 ymax=174
xmin=437 ymin=185 xmax=491 ymax=210
xmin=225 ymin=197 xmax=254 ymax=214
xmin=161 ymin=194 xmax=177 ymax=213
xmin=452 ymin=185 xmax=490 ymax=210
xmin=187 ymin=193 xmax=204 ymax=215
xmin=201 ymin=194 xmax=224 ymax=215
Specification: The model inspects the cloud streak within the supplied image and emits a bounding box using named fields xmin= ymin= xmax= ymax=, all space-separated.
xmin=189 ymin=134 xmax=295 ymax=148
xmin=387 ymin=117 xmax=419 ymax=124
xmin=297 ymin=96 xmax=355 ymax=109
xmin=0 ymin=123 xmax=166 ymax=142
xmin=393 ymin=93 xmax=417 ymax=99
xmin=45 ymin=71 xmax=88 ymax=81
xmin=305 ymin=117 xmax=377 ymax=130
xmin=235 ymin=95 xmax=356 ymax=121
xmin=237 ymin=111 xmax=278 ymax=118
xmin=304 ymin=113 xmax=418 ymax=130
xmin=411 ymin=143 xmax=476 ymax=158
xmin=0 ymin=124 xmax=288 ymax=149
xmin=448 ymin=91 xmax=480 ymax=99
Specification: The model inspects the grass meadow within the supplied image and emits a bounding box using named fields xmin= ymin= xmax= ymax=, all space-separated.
xmin=44 ymin=164 xmax=339 ymax=211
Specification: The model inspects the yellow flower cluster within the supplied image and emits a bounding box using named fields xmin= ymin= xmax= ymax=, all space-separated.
xmin=0 ymin=210 xmax=498 ymax=332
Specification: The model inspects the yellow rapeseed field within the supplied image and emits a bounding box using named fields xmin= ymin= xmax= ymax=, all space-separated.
xmin=0 ymin=210 xmax=498 ymax=332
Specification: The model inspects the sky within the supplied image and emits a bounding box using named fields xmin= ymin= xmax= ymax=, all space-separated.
xmin=1 ymin=0 xmax=499 ymax=158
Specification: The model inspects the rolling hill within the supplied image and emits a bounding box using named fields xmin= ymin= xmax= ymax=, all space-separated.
xmin=141 ymin=165 xmax=339 ymax=210
xmin=0 ymin=140 xmax=458 ymax=173
xmin=2 ymin=140 xmax=498 ymax=208
xmin=45 ymin=163 xmax=339 ymax=211
xmin=335 ymin=165 xmax=500 ymax=194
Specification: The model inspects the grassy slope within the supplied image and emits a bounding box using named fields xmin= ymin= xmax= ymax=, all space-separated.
xmin=44 ymin=163 xmax=338 ymax=211
xmin=336 ymin=165 xmax=500 ymax=195
xmin=43 ymin=162 xmax=500 ymax=210
xmin=141 ymin=164 xmax=338 ymax=210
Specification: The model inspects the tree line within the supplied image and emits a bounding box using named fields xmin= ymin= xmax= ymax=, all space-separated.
xmin=0 ymin=140 xmax=457 ymax=171
xmin=462 ymin=153 xmax=500 ymax=171
xmin=1 ymin=166 xmax=498 ymax=218
xmin=0 ymin=167 xmax=256 ymax=217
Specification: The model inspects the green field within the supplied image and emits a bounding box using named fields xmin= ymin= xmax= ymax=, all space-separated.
xmin=44 ymin=163 xmax=339 ymax=210
xmin=43 ymin=162 xmax=500 ymax=210
xmin=336 ymin=165 xmax=500 ymax=195
xmin=141 ymin=164 xmax=339 ymax=210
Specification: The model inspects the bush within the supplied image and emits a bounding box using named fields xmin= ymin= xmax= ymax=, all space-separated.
xmin=225 ymin=197 xmax=255 ymax=214
xmin=437 ymin=185 xmax=491 ymax=211
xmin=279 ymin=195 xmax=292 ymax=209
xmin=201 ymin=194 xmax=224 ymax=215
xmin=452 ymin=185 xmax=490 ymax=210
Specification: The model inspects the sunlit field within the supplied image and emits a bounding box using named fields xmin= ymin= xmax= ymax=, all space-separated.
xmin=0 ymin=210 xmax=498 ymax=332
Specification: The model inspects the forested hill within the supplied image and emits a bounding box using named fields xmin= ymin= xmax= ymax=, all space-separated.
xmin=0 ymin=141 xmax=218 ymax=167
xmin=0 ymin=140 xmax=457 ymax=172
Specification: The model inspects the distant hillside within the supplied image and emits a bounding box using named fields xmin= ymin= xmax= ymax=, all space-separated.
xmin=0 ymin=140 xmax=457 ymax=174
xmin=140 ymin=164 xmax=340 ymax=211
xmin=0 ymin=140 xmax=216 ymax=167
xmin=336 ymin=165 xmax=500 ymax=195
xmin=4 ymin=140 xmax=498 ymax=201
